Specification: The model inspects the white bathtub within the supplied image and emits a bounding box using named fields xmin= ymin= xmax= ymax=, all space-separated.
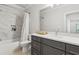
xmin=0 ymin=40 xmax=19 ymax=55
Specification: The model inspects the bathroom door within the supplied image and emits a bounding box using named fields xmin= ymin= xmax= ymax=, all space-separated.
xmin=0 ymin=12 xmax=16 ymax=41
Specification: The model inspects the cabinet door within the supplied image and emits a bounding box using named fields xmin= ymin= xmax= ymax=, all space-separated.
xmin=31 ymin=35 xmax=41 ymax=42
xmin=31 ymin=40 xmax=41 ymax=51
xmin=41 ymin=38 xmax=65 ymax=51
xmin=66 ymin=52 xmax=74 ymax=55
xmin=66 ymin=44 xmax=79 ymax=55
xmin=42 ymin=44 xmax=65 ymax=55
xmin=31 ymin=48 xmax=40 ymax=55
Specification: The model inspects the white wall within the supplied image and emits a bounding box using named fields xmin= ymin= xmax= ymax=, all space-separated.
xmin=40 ymin=4 xmax=79 ymax=32
xmin=28 ymin=4 xmax=46 ymax=34
xmin=29 ymin=9 xmax=40 ymax=34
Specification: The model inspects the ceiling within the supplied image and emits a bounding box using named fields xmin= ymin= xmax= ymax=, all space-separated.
xmin=15 ymin=4 xmax=48 ymax=11
xmin=16 ymin=4 xmax=32 ymax=9
xmin=0 ymin=4 xmax=47 ymax=12
xmin=0 ymin=4 xmax=59 ymax=12
xmin=0 ymin=4 xmax=66 ymax=12
xmin=0 ymin=4 xmax=52 ymax=15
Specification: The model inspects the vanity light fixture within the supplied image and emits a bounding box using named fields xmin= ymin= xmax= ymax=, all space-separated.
xmin=45 ymin=4 xmax=60 ymax=8
xmin=45 ymin=4 xmax=54 ymax=8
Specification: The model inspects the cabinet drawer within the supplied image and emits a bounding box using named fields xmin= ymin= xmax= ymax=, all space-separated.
xmin=31 ymin=40 xmax=41 ymax=51
xmin=66 ymin=52 xmax=74 ymax=55
xmin=42 ymin=44 xmax=65 ymax=55
xmin=66 ymin=44 xmax=79 ymax=55
xmin=41 ymin=38 xmax=65 ymax=50
xmin=31 ymin=48 xmax=40 ymax=55
xmin=31 ymin=35 xmax=41 ymax=42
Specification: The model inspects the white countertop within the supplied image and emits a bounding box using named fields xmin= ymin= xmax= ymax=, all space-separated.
xmin=31 ymin=32 xmax=79 ymax=46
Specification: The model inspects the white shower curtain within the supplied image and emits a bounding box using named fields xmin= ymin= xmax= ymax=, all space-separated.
xmin=21 ymin=13 xmax=29 ymax=42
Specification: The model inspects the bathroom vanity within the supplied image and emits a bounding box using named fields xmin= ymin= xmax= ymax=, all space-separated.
xmin=31 ymin=32 xmax=79 ymax=55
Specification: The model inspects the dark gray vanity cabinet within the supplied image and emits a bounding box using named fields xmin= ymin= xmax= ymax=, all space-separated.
xmin=66 ymin=44 xmax=79 ymax=55
xmin=31 ymin=35 xmax=79 ymax=55
xmin=31 ymin=35 xmax=65 ymax=55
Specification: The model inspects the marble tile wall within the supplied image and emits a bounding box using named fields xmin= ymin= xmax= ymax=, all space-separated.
xmin=0 ymin=12 xmax=16 ymax=41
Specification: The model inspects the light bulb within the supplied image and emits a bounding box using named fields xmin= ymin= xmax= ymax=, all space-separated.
xmin=46 ymin=4 xmax=53 ymax=8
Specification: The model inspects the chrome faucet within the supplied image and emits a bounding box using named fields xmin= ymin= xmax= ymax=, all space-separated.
xmin=55 ymin=28 xmax=59 ymax=36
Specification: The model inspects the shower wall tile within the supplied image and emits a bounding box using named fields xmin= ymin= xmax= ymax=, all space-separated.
xmin=0 ymin=12 xmax=16 ymax=41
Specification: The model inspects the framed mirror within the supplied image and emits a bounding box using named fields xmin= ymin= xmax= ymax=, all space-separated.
xmin=65 ymin=11 xmax=79 ymax=33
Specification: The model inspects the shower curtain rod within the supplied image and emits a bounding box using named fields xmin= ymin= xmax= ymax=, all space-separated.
xmin=24 ymin=11 xmax=30 ymax=14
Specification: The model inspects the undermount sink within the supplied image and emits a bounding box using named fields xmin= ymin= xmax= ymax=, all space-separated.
xmin=52 ymin=34 xmax=66 ymax=39
xmin=56 ymin=35 xmax=70 ymax=39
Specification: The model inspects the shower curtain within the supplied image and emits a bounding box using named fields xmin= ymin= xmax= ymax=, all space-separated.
xmin=21 ymin=13 xmax=29 ymax=42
